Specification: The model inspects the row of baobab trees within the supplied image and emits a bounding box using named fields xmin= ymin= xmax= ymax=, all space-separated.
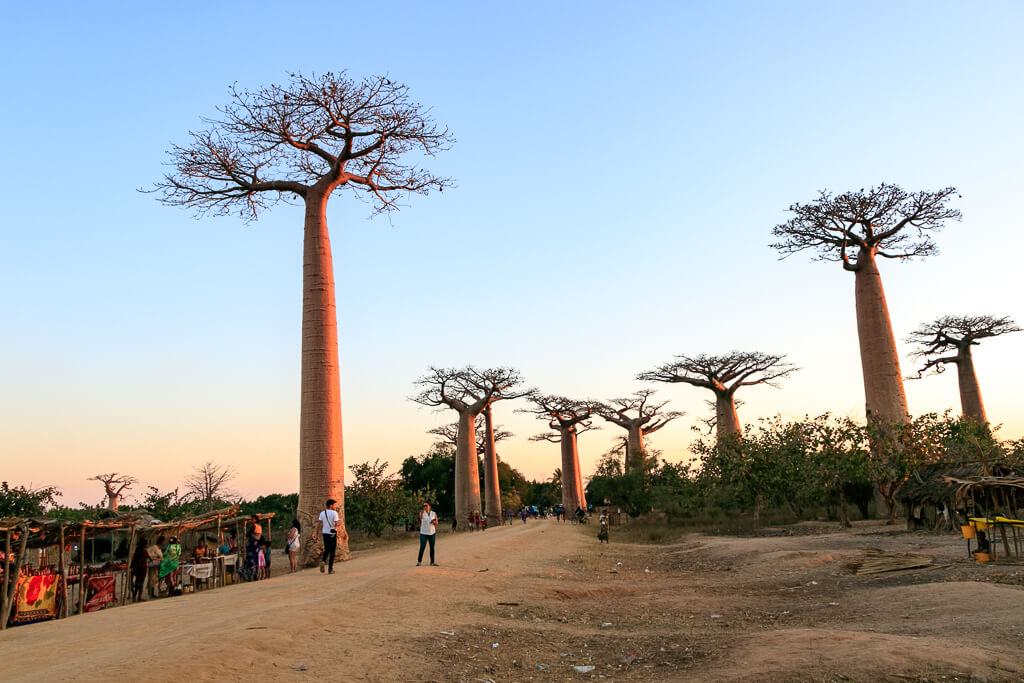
xmin=151 ymin=71 xmax=1019 ymax=564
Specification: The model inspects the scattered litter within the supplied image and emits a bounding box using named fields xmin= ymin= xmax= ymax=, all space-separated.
xmin=644 ymin=567 xmax=650 ymax=573
xmin=560 ymin=653 xmax=570 ymax=657
xmin=497 ymin=602 xmax=520 ymax=606
xmin=536 ymin=665 xmax=550 ymax=669
xmin=290 ymin=665 xmax=308 ymax=671
xmin=602 ymin=622 xmax=613 ymax=627
xmin=492 ymin=643 xmax=500 ymax=649
xmin=828 ymin=602 xmax=840 ymax=606
xmin=246 ymin=626 xmax=268 ymax=630
xmin=781 ymin=610 xmax=790 ymax=615
xmin=809 ymin=581 xmax=818 ymax=585
xmin=621 ymin=654 xmax=637 ymax=664
xmin=616 ymin=562 xmax=623 ymax=566
xmin=478 ymin=568 xmax=489 ymax=572
xmin=573 ymin=665 xmax=596 ymax=673
xmin=710 ymin=614 xmax=722 ymax=619
xmin=608 ymin=569 xmax=618 ymax=574
xmin=440 ymin=631 xmax=455 ymax=636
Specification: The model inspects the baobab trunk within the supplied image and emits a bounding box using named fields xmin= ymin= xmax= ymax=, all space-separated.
xmin=625 ymin=425 xmax=646 ymax=473
xmin=298 ymin=190 xmax=349 ymax=564
xmin=559 ymin=428 xmax=587 ymax=512
xmin=956 ymin=351 xmax=987 ymax=424
xmin=481 ymin=405 xmax=503 ymax=523
xmin=854 ymin=249 xmax=908 ymax=522
xmin=853 ymin=249 xmax=909 ymax=426
xmin=454 ymin=409 xmax=482 ymax=529
xmin=714 ymin=392 xmax=742 ymax=440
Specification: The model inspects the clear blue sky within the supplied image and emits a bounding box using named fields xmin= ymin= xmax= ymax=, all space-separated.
xmin=2 ymin=2 xmax=1022 ymax=506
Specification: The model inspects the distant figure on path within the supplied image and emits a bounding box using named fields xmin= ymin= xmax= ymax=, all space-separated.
xmin=286 ymin=518 xmax=301 ymax=573
xmin=417 ymin=502 xmax=438 ymax=566
xmin=521 ymin=508 xmax=528 ymax=524
xmin=317 ymin=499 xmax=340 ymax=574
xmin=597 ymin=509 xmax=610 ymax=544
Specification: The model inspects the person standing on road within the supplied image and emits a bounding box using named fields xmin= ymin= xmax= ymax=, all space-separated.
xmin=317 ymin=499 xmax=340 ymax=574
xmin=417 ymin=502 xmax=438 ymax=566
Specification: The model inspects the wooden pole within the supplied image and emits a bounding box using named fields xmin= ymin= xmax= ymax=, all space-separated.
xmin=124 ymin=525 xmax=137 ymax=605
xmin=78 ymin=525 xmax=87 ymax=615
xmin=58 ymin=523 xmax=68 ymax=618
xmin=1 ymin=524 xmax=31 ymax=629
xmin=1 ymin=528 xmax=10 ymax=630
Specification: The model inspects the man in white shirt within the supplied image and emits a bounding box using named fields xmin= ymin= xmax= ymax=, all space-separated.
xmin=316 ymin=499 xmax=340 ymax=574
xmin=416 ymin=502 xmax=438 ymax=567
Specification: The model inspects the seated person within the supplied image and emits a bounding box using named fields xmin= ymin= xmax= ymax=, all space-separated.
xmin=192 ymin=539 xmax=208 ymax=562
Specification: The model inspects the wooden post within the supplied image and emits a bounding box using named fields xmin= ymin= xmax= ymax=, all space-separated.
xmin=1 ymin=528 xmax=10 ymax=630
xmin=58 ymin=523 xmax=68 ymax=618
xmin=78 ymin=525 xmax=87 ymax=615
xmin=1 ymin=524 xmax=31 ymax=629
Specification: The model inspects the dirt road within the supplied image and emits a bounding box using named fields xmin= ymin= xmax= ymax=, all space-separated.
xmin=1 ymin=519 xmax=1022 ymax=682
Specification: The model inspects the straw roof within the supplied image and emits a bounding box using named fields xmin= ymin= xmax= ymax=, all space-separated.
xmin=896 ymin=462 xmax=1012 ymax=505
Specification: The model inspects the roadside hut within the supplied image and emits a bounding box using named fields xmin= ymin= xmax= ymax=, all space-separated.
xmin=896 ymin=462 xmax=1011 ymax=531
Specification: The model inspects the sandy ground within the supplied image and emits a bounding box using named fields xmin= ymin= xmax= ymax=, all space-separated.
xmin=1 ymin=519 xmax=1023 ymax=682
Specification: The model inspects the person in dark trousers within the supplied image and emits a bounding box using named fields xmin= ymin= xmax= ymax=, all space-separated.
xmin=317 ymin=499 xmax=340 ymax=574
xmin=416 ymin=502 xmax=438 ymax=566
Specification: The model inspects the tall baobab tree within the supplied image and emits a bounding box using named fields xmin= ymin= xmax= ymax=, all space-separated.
xmin=412 ymin=367 xmax=529 ymax=526
xmin=770 ymin=184 xmax=960 ymax=432
xmin=906 ymin=315 xmax=1021 ymax=424
xmin=594 ymin=390 xmax=682 ymax=472
xmin=89 ymin=473 xmax=137 ymax=511
xmin=638 ymin=351 xmax=797 ymax=440
xmin=154 ymin=73 xmax=453 ymax=563
xmin=521 ymin=395 xmax=598 ymax=513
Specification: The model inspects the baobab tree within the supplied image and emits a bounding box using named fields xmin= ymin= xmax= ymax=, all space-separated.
xmin=412 ymin=367 xmax=529 ymax=526
xmin=770 ymin=184 xmax=960 ymax=432
xmin=89 ymin=473 xmax=136 ymax=511
xmin=594 ymin=390 xmax=683 ymax=472
xmin=638 ymin=351 xmax=797 ymax=441
xmin=907 ymin=315 xmax=1021 ymax=424
xmin=154 ymin=72 xmax=452 ymax=563
xmin=521 ymin=395 xmax=599 ymax=513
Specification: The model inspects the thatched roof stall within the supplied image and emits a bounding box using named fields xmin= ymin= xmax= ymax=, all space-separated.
xmin=942 ymin=475 xmax=1024 ymax=561
xmin=895 ymin=463 xmax=1012 ymax=531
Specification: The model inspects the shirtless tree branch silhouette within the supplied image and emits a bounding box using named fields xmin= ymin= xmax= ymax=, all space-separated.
xmin=771 ymin=184 xmax=960 ymax=434
xmin=89 ymin=473 xmax=137 ymax=511
xmin=153 ymin=72 xmax=453 ymax=563
xmin=594 ymin=390 xmax=683 ymax=473
xmin=906 ymin=315 xmax=1021 ymax=424
xmin=638 ymin=351 xmax=797 ymax=440
xmin=412 ymin=366 xmax=530 ymax=526
xmin=521 ymin=395 xmax=600 ymax=513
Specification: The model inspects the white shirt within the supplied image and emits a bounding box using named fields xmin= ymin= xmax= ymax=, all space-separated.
xmin=319 ymin=508 xmax=340 ymax=534
xmin=419 ymin=510 xmax=437 ymax=535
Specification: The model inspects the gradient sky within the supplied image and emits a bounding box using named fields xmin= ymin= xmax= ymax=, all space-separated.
xmin=2 ymin=2 xmax=1022 ymax=507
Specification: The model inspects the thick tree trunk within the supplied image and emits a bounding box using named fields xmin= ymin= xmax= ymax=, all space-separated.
xmin=297 ymin=191 xmax=349 ymax=564
xmin=625 ymin=425 xmax=646 ymax=473
xmin=481 ymin=405 xmax=502 ymax=522
xmin=956 ymin=350 xmax=987 ymax=425
xmin=455 ymin=408 xmax=482 ymax=529
xmin=853 ymin=249 xmax=909 ymax=427
xmin=560 ymin=428 xmax=587 ymax=512
xmin=714 ymin=392 xmax=741 ymax=441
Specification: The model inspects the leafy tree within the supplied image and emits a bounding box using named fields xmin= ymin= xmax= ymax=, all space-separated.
xmin=0 ymin=482 xmax=61 ymax=518
xmin=399 ymin=442 xmax=456 ymax=517
xmin=344 ymin=460 xmax=414 ymax=537
xmin=132 ymin=486 xmax=199 ymax=521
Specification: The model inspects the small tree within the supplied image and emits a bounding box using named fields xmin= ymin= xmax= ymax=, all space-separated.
xmin=183 ymin=460 xmax=238 ymax=511
xmin=639 ymin=351 xmax=796 ymax=440
xmin=804 ymin=414 xmax=871 ymax=528
xmin=907 ymin=315 xmax=1021 ymax=425
xmin=88 ymin=473 xmax=137 ymax=511
xmin=344 ymin=460 xmax=413 ymax=537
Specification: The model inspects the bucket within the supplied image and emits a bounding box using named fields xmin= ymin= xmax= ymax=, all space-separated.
xmin=961 ymin=525 xmax=977 ymax=539
xmin=974 ymin=552 xmax=992 ymax=563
